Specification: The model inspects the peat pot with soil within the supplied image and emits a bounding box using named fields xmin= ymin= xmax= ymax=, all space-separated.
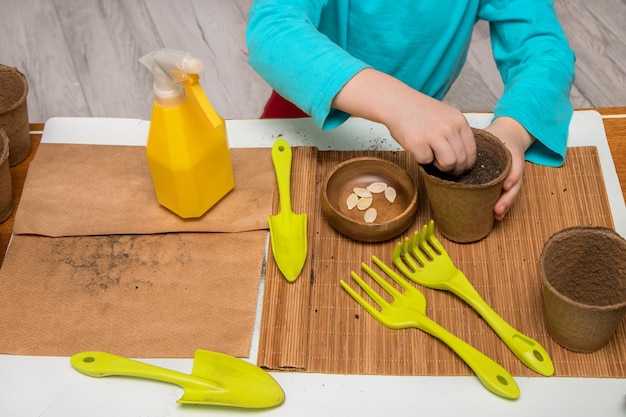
xmin=419 ymin=128 xmax=512 ymax=243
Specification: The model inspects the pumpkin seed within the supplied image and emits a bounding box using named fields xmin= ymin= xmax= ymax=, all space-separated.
xmin=346 ymin=193 xmax=359 ymax=210
xmin=357 ymin=197 xmax=373 ymax=210
xmin=367 ymin=181 xmax=388 ymax=193
xmin=364 ymin=207 xmax=377 ymax=223
xmin=384 ymin=186 xmax=397 ymax=203
xmin=353 ymin=187 xmax=372 ymax=198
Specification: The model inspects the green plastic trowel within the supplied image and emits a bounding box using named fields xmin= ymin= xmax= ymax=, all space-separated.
xmin=70 ymin=350 xmax=285 ymax=408
xmin=268 ymin=138 xmax=308 ymax=282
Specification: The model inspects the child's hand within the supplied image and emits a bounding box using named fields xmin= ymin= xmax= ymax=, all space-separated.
xmin=484 ymin=117 xmax=534 ymax=220
xmin=384 ymin=93 xmax=475 ymax=175
xmin=332 ymin=68 xmax=475 ymax=175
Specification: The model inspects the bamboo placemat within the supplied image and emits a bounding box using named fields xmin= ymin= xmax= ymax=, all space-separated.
xmin=258 ymin=146 xmax=624 ymax=377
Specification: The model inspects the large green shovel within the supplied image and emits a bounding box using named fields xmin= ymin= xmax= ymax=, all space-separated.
xmin=70 ymin=350 xmax=284 ymax=408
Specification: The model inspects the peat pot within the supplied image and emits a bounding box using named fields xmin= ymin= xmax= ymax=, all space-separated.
xmin=419 ymin=128 xmax=512 ymax=243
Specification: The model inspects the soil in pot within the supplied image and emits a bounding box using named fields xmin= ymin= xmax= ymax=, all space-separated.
xmin=422 ymin=148 xmax=503 ymax=185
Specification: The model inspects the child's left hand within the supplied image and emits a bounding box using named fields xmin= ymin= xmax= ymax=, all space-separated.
xmin=484 ymin=117 xmax=534 ymax=221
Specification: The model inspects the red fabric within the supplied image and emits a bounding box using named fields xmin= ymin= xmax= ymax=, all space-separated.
xmin=262 ymin=91 xmax=309 ymax=119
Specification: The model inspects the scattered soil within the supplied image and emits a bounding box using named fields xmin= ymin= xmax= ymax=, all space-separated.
xmin=423 ymin=149 xmax=503 ymax=185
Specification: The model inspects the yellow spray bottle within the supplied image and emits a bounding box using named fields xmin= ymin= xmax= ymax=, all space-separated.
xmin=139 ymin=48 xmax=234 ymax=218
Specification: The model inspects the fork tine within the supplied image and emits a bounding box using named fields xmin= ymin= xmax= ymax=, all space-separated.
xmin=372 ymin=255 xmax=413 ymax=292
xmin=392 ymin=239 xmax=418 ymax=275
xmin=392 ymin=240 xmax=411 ymax=275
xmin=340 ymin=276 xmax=386 ymax=321
xmin=349 ymin=268 xmax=389 ymax=307
xmin=416 ymin=223 xmax=439 ymax=260
xmin=408 ymin=226 xmax=431 ymax=265
xmin=424 ymin=220 xmax=446 ymax=255
xmin=360 ymin=262 xmax=404 ymax=301
xmin=402 ymin=238 xmax=422 ymax=269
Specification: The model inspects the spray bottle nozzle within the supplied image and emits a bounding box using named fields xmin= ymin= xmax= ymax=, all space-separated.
xmin=140 ymin=48 xmax=203 ymax=104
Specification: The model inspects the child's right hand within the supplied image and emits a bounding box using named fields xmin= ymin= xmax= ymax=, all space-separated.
xmin=332 ymin=68 xmax=475 ymax=175
xmin=383 ymin=92 xmax=475 ymax=175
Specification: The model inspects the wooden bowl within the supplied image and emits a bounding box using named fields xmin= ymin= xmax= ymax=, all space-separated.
xmin=320 ymin=157 xmax=418 ymax=242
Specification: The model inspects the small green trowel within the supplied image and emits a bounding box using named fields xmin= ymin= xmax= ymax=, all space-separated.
xmin=268 ymin=138 xmax=308 ymax=282
xmin=70 ymin=350 xmax=285 ymax=408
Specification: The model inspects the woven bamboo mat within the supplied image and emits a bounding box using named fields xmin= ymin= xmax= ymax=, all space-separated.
xmin=258 ymin=146 xmax=625 ymax=377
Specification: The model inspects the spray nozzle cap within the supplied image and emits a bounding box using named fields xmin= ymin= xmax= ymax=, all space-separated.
xmin=139 ymin=48 xmax=203 ymax=103
xmin=180 ymin=55 xmax=203 ymax=74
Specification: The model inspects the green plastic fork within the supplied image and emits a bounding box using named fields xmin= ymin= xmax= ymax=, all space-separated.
xmin=340 ymin=256 xmax=520 ymax=400
xmin=392 ymin=220 xmax=554 ymax=376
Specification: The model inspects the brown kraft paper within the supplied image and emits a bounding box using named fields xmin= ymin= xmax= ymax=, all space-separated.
xmin=0 ymin=144 xmax=275 ymax=358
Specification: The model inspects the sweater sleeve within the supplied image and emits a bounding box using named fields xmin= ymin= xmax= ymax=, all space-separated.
xmin=246 ymin=0 xmax=369 ymax=129
xmin=479 ymin=0 xmax=576 ymax=167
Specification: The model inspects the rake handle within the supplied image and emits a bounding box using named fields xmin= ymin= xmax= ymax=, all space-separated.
xmin=419 ymin=318 xmax=520 ymax=400
xmin=447 ymin=272 xmax=554 ymax=377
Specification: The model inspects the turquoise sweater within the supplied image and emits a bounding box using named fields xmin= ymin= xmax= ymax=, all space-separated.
xmin=247 ymin=0 xmax=575 ymax=166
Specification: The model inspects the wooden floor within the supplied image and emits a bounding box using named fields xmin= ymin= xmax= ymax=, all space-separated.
xmin=0 ymin=0 xmax=624 ymax=124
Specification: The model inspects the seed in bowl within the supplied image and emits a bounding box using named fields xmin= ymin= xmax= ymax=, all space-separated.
xmin=367 ymin=181 xmax=388 ymax=193
xmin=346 ymin=193 xmax=359 ymax=210
xmin=364 ymin=207 xmax=378 ymax=223
xmin=357 ymin=197 xmax=373 ymax=210
xmin=384 ymin=186 xmax=397 ymax=203
xmin=353 ymin=187 xmax=372 ymax=198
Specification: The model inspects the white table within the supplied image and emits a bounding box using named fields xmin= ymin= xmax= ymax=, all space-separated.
xmin=1 ymin=111 xmax=625 ymax=417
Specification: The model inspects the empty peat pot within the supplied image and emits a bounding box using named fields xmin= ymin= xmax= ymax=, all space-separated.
xmin=418 ymin=128 xmax=512 ymax=243
xmin=320 ymin=157 xmax=418 ymax=242
xmin=0 ymin=64 xmax=30 ymax=166
xmin=540 ymin=226 xmax=626 ymax=353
